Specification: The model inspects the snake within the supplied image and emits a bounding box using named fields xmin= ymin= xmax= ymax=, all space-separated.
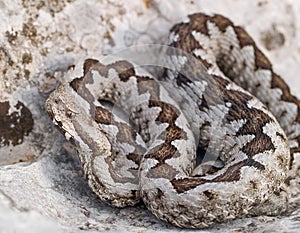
xmin=45 ymin=13 xmax=300 ymax=228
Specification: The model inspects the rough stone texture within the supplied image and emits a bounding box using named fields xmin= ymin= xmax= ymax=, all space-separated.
xmin=0 ymin=0 xmax=300 ymax=232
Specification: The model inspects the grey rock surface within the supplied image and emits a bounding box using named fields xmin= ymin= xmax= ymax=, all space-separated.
xmin=0 ymin=0 xmax=300 ymax=232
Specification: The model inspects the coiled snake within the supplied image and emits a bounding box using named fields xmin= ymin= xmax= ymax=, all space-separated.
xmin=45 ymin=13 xmax=300 ymax=228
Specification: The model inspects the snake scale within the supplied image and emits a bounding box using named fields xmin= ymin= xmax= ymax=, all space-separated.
xmin=45 ymin=13 xmax=300 ymax=228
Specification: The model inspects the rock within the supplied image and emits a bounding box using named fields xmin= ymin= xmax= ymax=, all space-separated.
xmin=0 ymin=0 xmax=300 ymax=232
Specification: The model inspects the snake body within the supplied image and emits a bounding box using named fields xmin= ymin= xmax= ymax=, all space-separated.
xmin=45 ymin=13 xmax=300 ymax=228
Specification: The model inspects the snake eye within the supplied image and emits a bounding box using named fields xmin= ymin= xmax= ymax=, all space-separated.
xmin=66 ymin=109 xmax=75 ymax=118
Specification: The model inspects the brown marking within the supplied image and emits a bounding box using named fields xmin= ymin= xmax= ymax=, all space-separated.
xmin=115 ymin=123 xmax=136 ymax=143
xmin=291 ymin=135 xmax=300 ymax=154
xmin=69 ymin=75 xmax=95 ymax=106
xmin=235 ymin=107 xmax=275 ymax=158
xmin=48 ymin=115 xmax=77 ymax=146
xmin=71 ymin=59 xmax=136 ymax=96
xmin=0 ymin=101 xmax=34 ymax=147
xmin=126 ymin=152 xmax=143 ymax=166
xmin=175 ymin=73 xmax=193 ymax=87
xmin=223 ymin=22 xmax=273 ymax=72
xmin=144 ymin=101 xmax=188 ymax=173
xmin=198 ymin=95 xmax=209 ymax=111
xmin=104 ymin=150 xmax=139 ymax=185
xmin=163 ymin=13 xmax=294 ymax=195
xmin=136 ymin=76 xmax=160 ymax=100
xmin=171 ymin=158 xmax=265 ymax=194
xmin=70 ymin=62 xmax=109 ymax=107
xmin=250 ymin=180 xmax=257 ymax=189
xmin=167 ymin=15 xmax=276 ymax=194
xmin=169 ymin=13 xmax=231 ymax=52
xmin=225 ymin=91 xmax=252 ymax=121
xmin=149 ymin=100 xmax=187 ymax=142
xmin=188 ymin=13 xmax=210 ymax=35
xmin=145 ymin=143 xmax=178 ymax=164
xmin=94 ymin=106 xmax=112 ymax=125
xmin=271 ymin=73 xmax=300 ymax=110
xmin=203 ymin=190 xmax=216 ymax=200
xmin=215 ymin=79 xmax=276 ymax=165
xmin=171 ymin=162 xmax=241 ymax=194
xmin=84 ymin=59 xmax=99 ymax=75
xmin=210 ymin=14 xmax=234 ymax=32
xmin=105 ymin=122 xmax=144 ymax=176
xmin=212 ymin=161 xmax=243 ymax=183
xmin=234 ymin=26 xmax=255 ymax=47
xmin=91 ymin=169 xmax=139 ymax=203
xmin=17 ymin=154 xmax=35 ymax=163
xmin=71 ymin=59 xmax=100 ymax=92
xmin=94 ymin=104 xmax=144 ymax=166
xmin=241 ymin=133 xmax=275 ymax=159
xmin=254 ymin=48 xmax=272 ymax=70
xmin=227 ymin=23 xmax=300 ymax=160
xmin=164 ymin=125 xmax=186 ymax=142
xmin=146 ymin=163 xmax=179 ymax=180
xmin=86 ymin=60 xmax=136 ymax=82
xmin=247 ymin=158 xmax=266 ymax=170
xmin=276 ymin=132 xmax=286 ymax=141
xmin=156 ymin=188 xmax=164 ymax=198
xmin=69 ymin=77 xmax=82 ymax=91
xmin=149 ymin=100 xmax=179 ymax=125
xmin=172 ymin=31 xmax=203 ymax=54
xmin=210 ymin=159 xmax=265 ymax=182
xmin=47 ymin=107 xmax=54 ymax=119
xmin=68 ymin=135 xmax=76 ymax=146
xmin=211 ymin=74 xmax=230 ymax=89
xmin=237 ymin=108 xmax=274 ymax=135
xmin=109 ymin=60 xmax=136 ymax=81
xmin=170 ymin=177 xmax=206 ymax=193
xmin=168 ymin=14 xmax=209 ymax=53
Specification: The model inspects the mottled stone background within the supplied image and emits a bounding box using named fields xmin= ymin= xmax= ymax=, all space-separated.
xmin=0 ymin=0 xmax=299 ymax=232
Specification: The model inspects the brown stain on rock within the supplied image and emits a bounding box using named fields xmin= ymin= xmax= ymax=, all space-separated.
xmin=0 ymin=101 xmax=34 ymax=147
